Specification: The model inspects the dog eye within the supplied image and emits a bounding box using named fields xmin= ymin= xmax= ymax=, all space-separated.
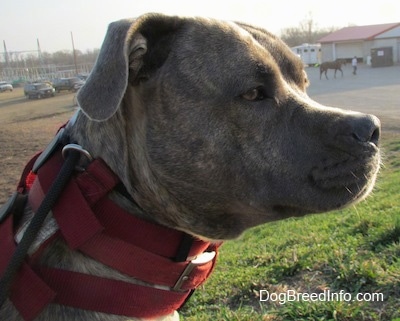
xmin=241 ymin=87 xmax=266 ymax=101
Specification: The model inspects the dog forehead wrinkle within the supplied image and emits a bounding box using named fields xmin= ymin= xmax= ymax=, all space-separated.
xmin=171 ymin=34 xmax=279 ymax=100
xmin=236 ymin=22 xmax=306 ymax=86
xmin=230 ymin=24 xmax=303 ymax=90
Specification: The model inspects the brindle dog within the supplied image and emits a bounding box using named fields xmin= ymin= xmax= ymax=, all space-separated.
xmin=1 ymin=13 xmax=380 ymax=321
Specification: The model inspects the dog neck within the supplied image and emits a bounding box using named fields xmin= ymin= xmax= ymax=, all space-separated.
xmin=1 ymin=129 xmax=220 ymax=320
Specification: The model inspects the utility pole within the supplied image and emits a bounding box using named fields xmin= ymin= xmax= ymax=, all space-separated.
xmin=37 ymin=38 xmax=44 ymax=78
xmin=3 ymin=40 xmax=9 ymax=67
xmin=37 ymin=39 xmax=42 ymax=59
xmin=71 ymin=32 xmax=78 ymax=75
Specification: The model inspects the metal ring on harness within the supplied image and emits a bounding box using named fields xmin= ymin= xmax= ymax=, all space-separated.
xmin=62 ymin=144 xmax=93 ymax=163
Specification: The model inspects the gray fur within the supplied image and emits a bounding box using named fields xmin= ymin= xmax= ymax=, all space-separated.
xmin=2 ymin=13 xmax=380 ymax=320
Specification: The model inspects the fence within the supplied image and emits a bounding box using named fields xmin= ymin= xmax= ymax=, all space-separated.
xmin=0 ymin=63 xmax=94 ymax=85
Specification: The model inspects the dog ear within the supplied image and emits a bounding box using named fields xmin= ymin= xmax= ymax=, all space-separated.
xmin=77 ymin=14 xmax=182 ymax=121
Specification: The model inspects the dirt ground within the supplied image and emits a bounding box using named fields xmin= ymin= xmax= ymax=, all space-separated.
xmin=0 ymin=65 xmax=399 ymax=204
xmin=306 ymin=63 xmax=400 ymax=132
xmin=0 ymin=90 xmax=77 ymax=203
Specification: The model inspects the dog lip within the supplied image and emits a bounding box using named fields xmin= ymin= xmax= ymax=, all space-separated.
xmin=272 ymin=205 xmax=311 ymax=214
xmin=329 ymin=136 xmax=380 ymax=156
xmin=272 ymin=199 xmax=355 ymax=216
xmin=309 ymin=150 xmax=379 ymax=184
xmin=309 ymin=166 xmax=369 ymax=190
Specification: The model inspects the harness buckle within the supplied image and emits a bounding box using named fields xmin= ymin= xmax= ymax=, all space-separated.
xmin=62 ymin=144 xmax=93 ymax=163
xmin=172 ymin=251 xmax=216 ymax=291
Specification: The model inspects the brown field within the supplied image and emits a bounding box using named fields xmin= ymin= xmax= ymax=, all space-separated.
xmin=1 ymin=64 xmax=399 ymax=204
xmin=0 ymin=88 xmax=76 ymax=202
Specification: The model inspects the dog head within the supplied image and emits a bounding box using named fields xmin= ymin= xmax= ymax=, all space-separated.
xmin=75 ymin=13 xmax=380 ymax=240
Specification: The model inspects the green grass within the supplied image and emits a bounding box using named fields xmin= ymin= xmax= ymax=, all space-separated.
xmin=181 ymin=134 xmax=400 ymax=321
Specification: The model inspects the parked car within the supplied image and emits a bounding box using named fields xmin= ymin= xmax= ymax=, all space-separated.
xmin=77 ymin=74 xmax=89 ymax=81
xmin=0 ymin=81 xmax=13 ymax=92
xmin=24 ymin=83 xmax=55 ymax=99
xmin=53 ymin=77 xmax=84 ymax=92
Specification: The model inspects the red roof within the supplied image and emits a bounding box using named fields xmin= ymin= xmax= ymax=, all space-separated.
xmin=318 ymin=22 xmax=400 ymax=43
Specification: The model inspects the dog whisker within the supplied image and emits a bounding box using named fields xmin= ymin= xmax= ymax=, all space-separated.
xmin=345 ymin=186 xmax=354 ymax=195
xmin=350 ymin=171 xmax=359 ymax=179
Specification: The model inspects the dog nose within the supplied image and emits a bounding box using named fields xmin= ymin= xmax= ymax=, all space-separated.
xmin=349 ymin=114 xmax=381 ymax=146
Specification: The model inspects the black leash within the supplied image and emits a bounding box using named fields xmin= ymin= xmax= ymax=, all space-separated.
xmin=0 ymin=149 xmax=80 ymax=308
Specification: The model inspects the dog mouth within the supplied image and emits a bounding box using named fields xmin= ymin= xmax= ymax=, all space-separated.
xmin=271 ymin=152 xmax=380 ymax=217
xmin=306 ymin=151 xmax=380 ymax=209
xmin=309 ymin=154 xmax=379 ymax=190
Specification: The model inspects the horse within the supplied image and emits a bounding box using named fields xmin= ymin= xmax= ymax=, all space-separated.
xmin=320 ymin=59 xmax=347 ymax=80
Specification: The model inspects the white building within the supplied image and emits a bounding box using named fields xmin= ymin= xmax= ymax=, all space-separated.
xmin=318 ymin=22 xmax=400 ymax=66
xmin=291 ymin=44 xmax=321 ymax=66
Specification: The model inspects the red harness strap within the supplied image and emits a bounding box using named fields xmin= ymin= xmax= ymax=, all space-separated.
xmin=0 ymin=216 xmax=56 ymax=320
xmin=0 ymin=148 xmax=220 ymax=320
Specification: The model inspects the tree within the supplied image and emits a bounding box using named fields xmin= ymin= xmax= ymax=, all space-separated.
xmin=280 ymin=13 xmax=339 ymax=47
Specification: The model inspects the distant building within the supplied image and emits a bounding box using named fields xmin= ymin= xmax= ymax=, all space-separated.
xmin=318 ymin=22 xmax=400 ymax=66
xmin=291 ymin=43 xmax=321 ymax=65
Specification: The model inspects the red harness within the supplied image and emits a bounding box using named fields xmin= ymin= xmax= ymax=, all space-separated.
xmin=0 ymin=142 xmax=220 ymax=320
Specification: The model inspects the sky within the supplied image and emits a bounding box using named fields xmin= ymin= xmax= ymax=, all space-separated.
xmin=1 ymin=0 xmax=400 ymax=54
